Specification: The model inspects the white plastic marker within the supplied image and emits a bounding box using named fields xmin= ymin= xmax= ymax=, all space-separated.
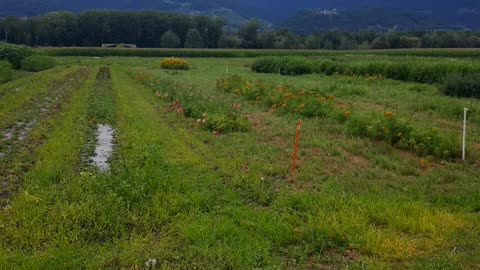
xmin=462 ymin=108 xmax=468 ymax=161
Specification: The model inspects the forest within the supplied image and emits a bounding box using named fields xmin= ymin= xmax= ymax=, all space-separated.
xmin=2 ymin=11 xmax=480 ymax=50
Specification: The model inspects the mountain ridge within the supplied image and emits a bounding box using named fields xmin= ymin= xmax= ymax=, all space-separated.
xmin=1 ymin=0 xmax=479 ymax=32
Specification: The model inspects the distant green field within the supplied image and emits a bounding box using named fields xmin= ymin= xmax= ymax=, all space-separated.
xmin=1 ymin=56 xmax=479 ymax=269
xmin=38 ymin=47 xmax=480 ymax=58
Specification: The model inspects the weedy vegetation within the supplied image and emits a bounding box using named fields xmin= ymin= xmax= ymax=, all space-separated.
xmin=0 ymin=52 xmax=479 ymax=269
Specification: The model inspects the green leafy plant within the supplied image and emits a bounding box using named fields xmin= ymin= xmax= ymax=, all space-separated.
xmin=0 ymin=60 xmax=12 ymax=83
xmin=440 ymin=73 xmax=480 ymax=98
xmin=21 ymin=55 xmax=56 ymax=72
xmin=0 ymin=43 xmax=34 ymax=69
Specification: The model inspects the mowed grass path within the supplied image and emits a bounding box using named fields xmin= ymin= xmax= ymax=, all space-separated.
xmin=0 ymin=58 xmax=479 ymax=269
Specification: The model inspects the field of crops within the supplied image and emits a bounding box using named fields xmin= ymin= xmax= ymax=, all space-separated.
xmin=1 ymin=53 xmax=480 ymax=269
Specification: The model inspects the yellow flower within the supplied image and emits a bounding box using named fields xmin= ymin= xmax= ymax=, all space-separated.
xmin=298 ymin=104 xmax=305 ymax=109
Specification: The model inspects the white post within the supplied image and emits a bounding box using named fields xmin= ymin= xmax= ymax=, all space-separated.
xmin=462 ymin=108 xmax=468 ymax=161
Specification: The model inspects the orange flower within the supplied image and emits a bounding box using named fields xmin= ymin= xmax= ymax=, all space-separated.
xmin=344 ymin=111 xmax=351 ymax=117
xmin=384 ymin=111 xmax=393 ymax=117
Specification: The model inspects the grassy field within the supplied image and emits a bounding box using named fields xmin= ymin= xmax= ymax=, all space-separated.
xmin=0 ymin=55 xmax=479 ymax=269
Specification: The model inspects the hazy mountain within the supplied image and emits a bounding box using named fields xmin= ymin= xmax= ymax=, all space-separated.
xmin=282 ymin=8 xmax=480 ymax=33
xmin=1 ymin=0 xmax=479 ymax=32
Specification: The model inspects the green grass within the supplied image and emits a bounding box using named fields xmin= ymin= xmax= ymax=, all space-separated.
xmin=0 ymin=56 xmax=479 ymax=269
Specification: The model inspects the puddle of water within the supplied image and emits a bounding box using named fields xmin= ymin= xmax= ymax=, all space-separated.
xmin=91 ymin=124 xmax=114 ymax=172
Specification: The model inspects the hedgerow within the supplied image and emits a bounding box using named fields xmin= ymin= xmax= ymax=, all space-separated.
xmin=251 ymin=56 xmax=480 ymax=84
xmin=440 ymin=73 xmax=480 ymax=98
xmin=21 ymin=55 xmax=56 ymax=72
xmin=0 ymin=60 xmax=12 ymax=83
xmin=0 ymin=43 xmax=34 ymax=69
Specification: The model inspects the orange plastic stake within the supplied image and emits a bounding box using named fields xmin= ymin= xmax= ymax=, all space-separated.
xmin=291 ymin=119 xmax=302 ymax=177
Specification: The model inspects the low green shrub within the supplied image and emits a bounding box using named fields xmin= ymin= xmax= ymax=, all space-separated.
xmin=440 ymin=73 xmax=480 ymax=98
xmin=345 ymin=112 xmax=459 ymax=159
xmin=21 ymin=55 xmax=56 ymax=72
xmin=0 ymin=43 xmax=34 ymax=69
xmin=0 ymin=60 xmax=12 ymax=83
xmin=251 ymin=56 xmax=313 ymax=76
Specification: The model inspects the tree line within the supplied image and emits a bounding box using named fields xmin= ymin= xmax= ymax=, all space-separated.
xmin=2 ymin=11 xmax=480 ymax=50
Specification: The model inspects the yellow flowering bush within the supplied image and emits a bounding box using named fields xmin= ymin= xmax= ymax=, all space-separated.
xmin=161 ymin=57 xmax=190 ymax=70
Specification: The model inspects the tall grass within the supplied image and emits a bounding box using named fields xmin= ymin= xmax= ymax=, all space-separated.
xmin=252 ymin=56 xmax=480 ymax=84
xmin=0 ymin=60 xmax=12 ymax=83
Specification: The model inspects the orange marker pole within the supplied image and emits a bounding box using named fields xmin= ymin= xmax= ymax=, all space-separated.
xmin=291 ymin=120 xmax=302 ymax=177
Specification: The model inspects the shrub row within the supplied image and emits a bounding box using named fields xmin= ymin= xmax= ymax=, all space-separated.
xmin=218 ymin=75 xmax=460 ymax=159
xmin=0 ymin=43 xmax=34 ymax=69
xmin=37 ymin=48 xmax=480 ymax=59
xmin=0 ymin=60 xmax=12 ymax=83
xmin=21 ymin=55 xmax=56 ymax=72
xmin=440 ymin=73 xmax=480 ymax=98
xmin=251 ymin=56 xmax=480 ymax=84
xmin=132 ymin=70 xmax=249 ymax=132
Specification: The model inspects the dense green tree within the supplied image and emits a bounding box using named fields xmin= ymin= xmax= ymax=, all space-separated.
xmin=305 ymin=35 xmax=323 ymax=49
xmin=467 ymin=35 xmax=480 ymax=48
xmin=257 ymin=31 xmax=276 ymax=49
xmin=338 ymin=35 xmax=357 ymax=50
xmin=370 ymin=37 xmax=389 ymax=49
xmin=218 ymin=35 xmax=240 ymax=48
xmin=238 ymin=20 xmax=262 ymax=49
xmin=277 ymin=30 xmax=297 ymax=49
xmin=184 ymin=28 xmax=204 ymax=48
xmin=161 ymin=30 xmax=180 ymax=48
xmin=2 ymin=10 xmax=480 ymax=50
